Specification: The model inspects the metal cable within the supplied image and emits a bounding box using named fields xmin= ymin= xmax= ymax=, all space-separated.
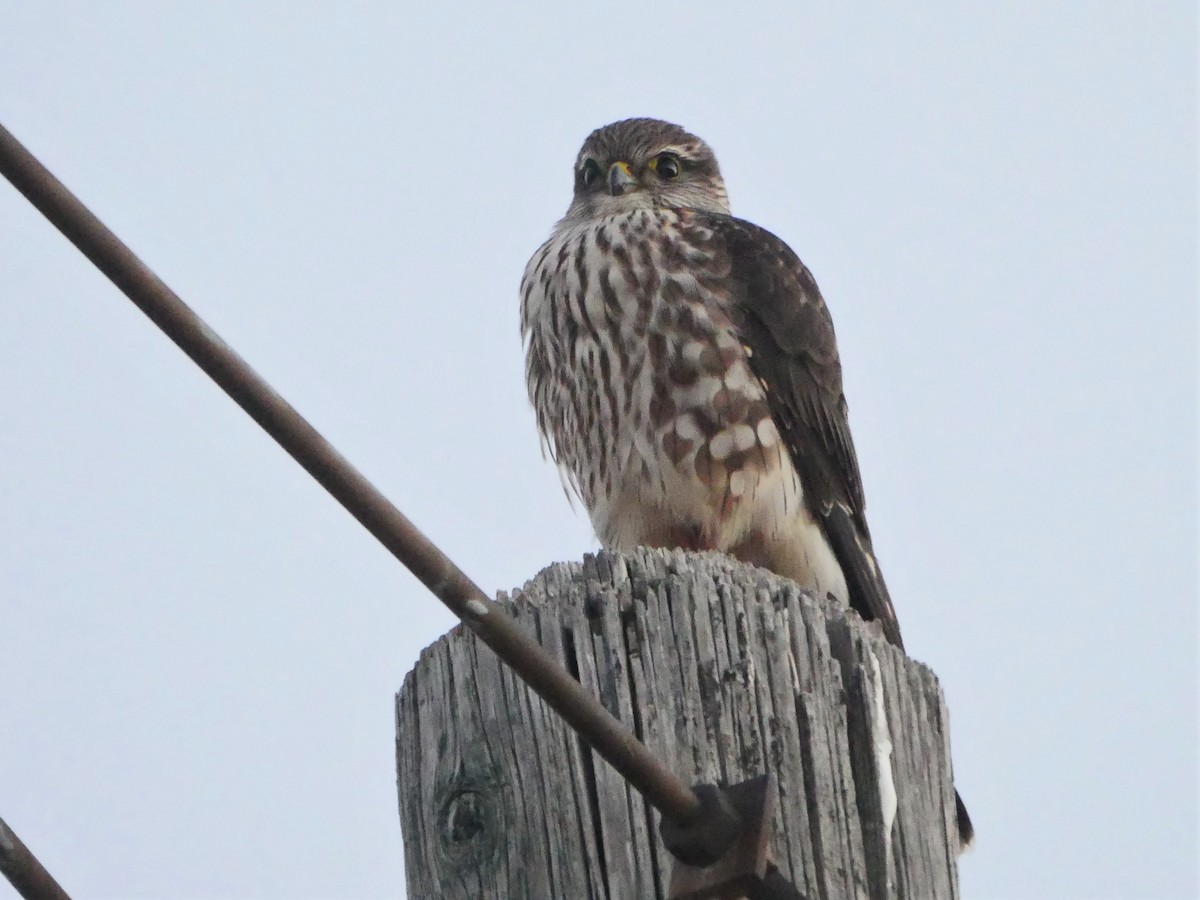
xmin=0 ymin=816 xmax=71 ymax=900
xmin=0 ymin=121 xmax=702 ymax=828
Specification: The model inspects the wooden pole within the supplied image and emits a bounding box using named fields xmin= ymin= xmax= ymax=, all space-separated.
xmin=396 ymin=549 xmax=962 ymax=899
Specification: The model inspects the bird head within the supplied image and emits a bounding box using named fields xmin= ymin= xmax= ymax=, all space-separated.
xmin=563 ymin=118 xmax=730 ymax=222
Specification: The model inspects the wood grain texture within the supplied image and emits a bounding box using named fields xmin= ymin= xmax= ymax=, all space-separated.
xmin=396 ymin=548 xmax=961 ymax=899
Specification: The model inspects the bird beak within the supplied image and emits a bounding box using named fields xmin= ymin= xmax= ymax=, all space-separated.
xmin=608 ymin=161 xmax=636 ymax=196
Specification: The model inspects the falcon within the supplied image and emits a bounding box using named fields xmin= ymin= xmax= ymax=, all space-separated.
xmin=520 ymin=118 xmax=971 ymax=847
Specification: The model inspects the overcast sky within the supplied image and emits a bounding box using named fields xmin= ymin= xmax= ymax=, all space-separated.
xmin=0 ymin=4 xmax=1195 ymax=899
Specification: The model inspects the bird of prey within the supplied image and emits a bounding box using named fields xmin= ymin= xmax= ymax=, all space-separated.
xmin=520 ymin=117 xmax=972 ymax=848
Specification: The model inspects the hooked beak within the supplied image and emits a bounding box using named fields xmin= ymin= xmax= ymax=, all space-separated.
xmin=608 ymin=161 xmax=636 ymax=196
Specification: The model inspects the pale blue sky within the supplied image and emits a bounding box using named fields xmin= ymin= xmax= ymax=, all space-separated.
xmin=1 ymin=4 xmax=1195 ymax=898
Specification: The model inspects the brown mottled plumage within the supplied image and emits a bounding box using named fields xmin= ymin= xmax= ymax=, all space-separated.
xmin=520 ymin=118 xmax=972 ymax=847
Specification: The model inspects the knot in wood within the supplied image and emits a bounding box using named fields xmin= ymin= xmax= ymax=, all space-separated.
xmin=431 ymin=756 xmax=503 ymax=872
xmin=440 ymin=789 xmax=489 ymax=848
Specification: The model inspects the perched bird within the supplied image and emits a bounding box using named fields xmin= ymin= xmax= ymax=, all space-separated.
xmin=520 ymin=117 xmax=971 ymax=848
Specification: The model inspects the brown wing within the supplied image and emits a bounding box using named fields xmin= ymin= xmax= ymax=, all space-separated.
xmin=698 ymin=214 xmax=904 ymax=649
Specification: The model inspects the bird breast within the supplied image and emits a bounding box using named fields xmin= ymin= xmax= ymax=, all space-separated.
xmin=520 ymin=208 xmax=806 ymax=561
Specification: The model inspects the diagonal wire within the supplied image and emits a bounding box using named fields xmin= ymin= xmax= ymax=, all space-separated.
xmin=0 ymin=816 xmax=71 ymax=900
xmin=0 ymin=121 xmax=702 ymax=835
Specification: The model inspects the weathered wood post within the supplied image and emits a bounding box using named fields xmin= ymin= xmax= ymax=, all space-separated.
xmin=396 ymin=548 xmax=962 ymax=899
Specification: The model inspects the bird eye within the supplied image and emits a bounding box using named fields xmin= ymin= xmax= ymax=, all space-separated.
xmin=579 ymin=159 xmax=602 ymax=187
xmin=651 ymin=153 xmax=681 ymax=180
